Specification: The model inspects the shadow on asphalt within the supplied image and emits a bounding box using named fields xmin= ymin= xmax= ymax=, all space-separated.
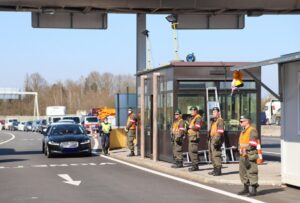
xmin=262 ymin=144 xmax=280 ymax=148
xmin=257 ymin=187 xmax=285 ymax=196
xmin=264 ymin=154 xmax=281 ymax=162
xmin=221 ymin=171 xmax=239 ymax=175
xmin=0 ymin=158 xmax=28 ymax=163
xmin=0 ymin=148 xmax=43 ymax=156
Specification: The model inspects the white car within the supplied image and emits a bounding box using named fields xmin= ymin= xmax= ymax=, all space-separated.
xmin=18 ymin=121 xmax=26 ymax=131
xmin=4 ymin=118 xmax=18 ymax=130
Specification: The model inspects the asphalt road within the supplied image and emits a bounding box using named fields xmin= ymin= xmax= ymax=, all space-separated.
xmin=0 ymin=131 xmax=298 ymax=203
xmin=261 ymin=136 xmax=281 ymax=162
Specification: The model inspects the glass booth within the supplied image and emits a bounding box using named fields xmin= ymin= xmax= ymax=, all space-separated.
xmin=137 ymin=62 xmax=261 ymax=162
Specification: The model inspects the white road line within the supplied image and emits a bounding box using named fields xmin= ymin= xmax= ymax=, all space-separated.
xmin=0 ymin=132 xmax=15 ymax=145
xmin=263 ymin=151 xmax=281 ymax=155
xmin=101 ymin=156 xmax=266 ymax=203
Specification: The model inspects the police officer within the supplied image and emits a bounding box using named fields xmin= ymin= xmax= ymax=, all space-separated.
xmin=170 ymin=109 xmax=186 ymax=168
xmin=99 ymin=117 xmax=112 ymax=156
xmin=208 ymin=107 xmax=224 ymax=176
xmin=238 ymin=115 xmax=259 ymax=197
xmin=125 ymin=107 xmax=137 ymax=157
xmin=187 ymin=106 xmax=202 ymax=172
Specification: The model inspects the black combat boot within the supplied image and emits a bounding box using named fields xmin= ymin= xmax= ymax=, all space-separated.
xmin=213 ymin=168 xmax=222 ymax=176
xmin=171 ymin=161 xmax=178 ymax=168
xmin=188 ymin=164 xmax=199 ymax=172
xmin=127 ymin=151 xmax=135 ymax=157
xmin=208 ymin=168 xmax=216 ymax=175
xmin=237 ymin=184 xmax=249 ymax=195
xmin=247 ymin=185 xmax=257 ymax=197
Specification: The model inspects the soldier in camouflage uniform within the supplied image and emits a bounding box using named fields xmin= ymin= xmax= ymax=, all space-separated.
xmin=125 ymin=107 xmax=137 ymax=157
xmin=238 ymin=115 xmax=259 ymax=197
xmin=170 ymin=109 xmax=186 ymax=168
xmin=208 ymin=107 xmax=225 ymax=176
xmin=187 ymin=106 xmax=203 ymax=172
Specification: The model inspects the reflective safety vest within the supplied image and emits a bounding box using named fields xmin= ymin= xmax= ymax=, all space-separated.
xmin=172 ymin=118 xmax=185 ymax=135
xmin=101 ymin=123 xmax=111 ymax=134
xmin=127 ymin=114 xmax=136 ymax=130
xmin=188 ymin=114 xmax=201 ymax=136
xmin=239 ymin=126 xmax=258 ymax=156
xmin=210 ymin=118 xmax=224 ymax=136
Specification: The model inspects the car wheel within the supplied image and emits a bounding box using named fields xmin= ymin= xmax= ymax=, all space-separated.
xmin=46 ymin=146 xmax=52 ymax=158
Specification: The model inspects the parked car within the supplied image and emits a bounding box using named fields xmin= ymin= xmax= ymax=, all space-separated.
xmin=11 ymin=121 xmax=19 ymax=131
xmin=17 ymin=121 xmax=26 ymax=131
xmin=24 ymin=121 xmax=33 ymax=132
xmin=260 ymin=112 xmax=267 ymax=125
xmin=42 ymin=123 xmax=92 ymax=158
xmin=38 ymin=119 xmax=48 ymax=133
xmin=4 ymin=118 xmax=18 ymax=130
xmin=32 ymin=120 xmax=41 ymax=132
xmin=81 ymin=116 xmax=99 ymax=132
xmin=0 ymin=120 xmax=4 ymax=130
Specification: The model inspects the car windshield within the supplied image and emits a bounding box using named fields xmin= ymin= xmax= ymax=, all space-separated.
xmin=27 ymin=121 xmax=32 ymax=125
xmin=50 ymin=125 xmax=84 ymax=135
xmin=53 ymin=118 xmax=61 ymax=123
xmin=86 ymin=117 xmax=98 ymax=122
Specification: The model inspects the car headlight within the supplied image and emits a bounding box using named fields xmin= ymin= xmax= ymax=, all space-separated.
xmin=48 ymin=141 xmax=60 ymax=146
xmin=80 ymin=139 xmax=91 ymax=144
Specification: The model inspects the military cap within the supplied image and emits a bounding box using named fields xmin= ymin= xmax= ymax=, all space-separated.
xmin=174 ymin=109 xmax=181 ymax=114
xmin=240 ymin=115 xmax=251 ymax=120
xmin=189 ymin=106 xmax=198 ymax=111
xmin=212 ymin=107 xmax=220 ymax=112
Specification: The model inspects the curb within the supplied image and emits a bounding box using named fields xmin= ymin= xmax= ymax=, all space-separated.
xmin=109 ymin=153 xmax=282 ymax=187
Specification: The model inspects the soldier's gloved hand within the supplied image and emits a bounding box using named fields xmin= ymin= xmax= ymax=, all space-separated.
xmin=124 ymin=128 xmax=129 ymax=133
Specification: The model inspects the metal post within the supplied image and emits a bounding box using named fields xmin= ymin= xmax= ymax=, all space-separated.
xmin=172 ymin=22 xmax=179 ymax=60
xmin=152 ymin=72 xmax=160 ymax=161
xmin=140 ymin=75 xmax=147 ymax=158
xmin=136 ymin=13 xmax=147 ymax=72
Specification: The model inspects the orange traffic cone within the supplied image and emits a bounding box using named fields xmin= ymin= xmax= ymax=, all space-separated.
xmin=256 ymin=139 xmax=264 ymax=165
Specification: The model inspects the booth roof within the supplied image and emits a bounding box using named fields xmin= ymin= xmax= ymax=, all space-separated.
xmin=136 ymin=61 xmax=253 ymax=76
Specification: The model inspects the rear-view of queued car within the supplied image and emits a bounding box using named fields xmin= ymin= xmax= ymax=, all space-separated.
xmin=81 ymin=116 xmax=99 ymax=132
xmin=24 ymin=121 xmax=33 ymax=132
xmin=42 ymin=123 xmax=92 ymax=158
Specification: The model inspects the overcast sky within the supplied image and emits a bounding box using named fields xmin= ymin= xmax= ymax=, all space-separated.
xmin=0 ymin=13 xmax=299 ymax=96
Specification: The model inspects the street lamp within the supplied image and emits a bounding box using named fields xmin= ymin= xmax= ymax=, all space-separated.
xmin=142 ymin=29 xmax=152 ymax=70
xmin=165 ymin=14 xmax=180 ymax=61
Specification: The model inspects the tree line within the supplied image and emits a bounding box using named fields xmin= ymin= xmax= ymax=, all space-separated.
xmin=0 ymin=71 xmax=136 ymax=116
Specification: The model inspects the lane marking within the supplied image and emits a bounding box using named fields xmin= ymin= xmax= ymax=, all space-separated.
xmin=0 ymin=132 xmax=15 ymax=145
xmin=58 ymin=174 xmax=81 ymax=186
xmin=101 ymin=156 xmax=265 ymax=203
xmin=263 ymin=151 xmax=281 ymax=155
xmin=0 ymin=162 xmax=116 ymax=170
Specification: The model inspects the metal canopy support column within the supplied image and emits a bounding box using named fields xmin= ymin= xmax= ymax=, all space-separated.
xmin=152 ymin=72 xmax=160 ymax=162
xmin=136 ymin=13 xmax=146 ymax=72
xmin=140 ymin=75 xmax=147 ymax=159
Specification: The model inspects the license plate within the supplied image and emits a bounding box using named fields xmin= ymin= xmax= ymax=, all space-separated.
xmin=61 ymin=141 xmax=78 ymax=148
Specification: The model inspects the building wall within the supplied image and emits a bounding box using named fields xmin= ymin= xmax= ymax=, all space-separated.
xmin=281 ymin=60 xmax=300 ymax=187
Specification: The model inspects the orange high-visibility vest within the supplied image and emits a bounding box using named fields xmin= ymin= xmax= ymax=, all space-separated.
xmin=172 ymin=118 xmax=185 ymax=135
xmin=239 ymin=126 xmax=257 ymax=156
xmin=210 ymin=118 xmax=224 ymax=136
xmin=188 ymin=114 xmax=201 ymax=136
xmin=127 ymin=114 xmax=136 ymax=130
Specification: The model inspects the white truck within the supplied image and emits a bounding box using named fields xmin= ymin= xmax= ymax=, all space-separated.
xmin=46 ymin=106 xmax=66 ymax=124
xmin=264 ymin=99 xmax=281 ymax=125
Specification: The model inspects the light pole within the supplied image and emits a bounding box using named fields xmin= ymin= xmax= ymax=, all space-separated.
xmin=166 ymin=14 xmax=180 ymax=61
